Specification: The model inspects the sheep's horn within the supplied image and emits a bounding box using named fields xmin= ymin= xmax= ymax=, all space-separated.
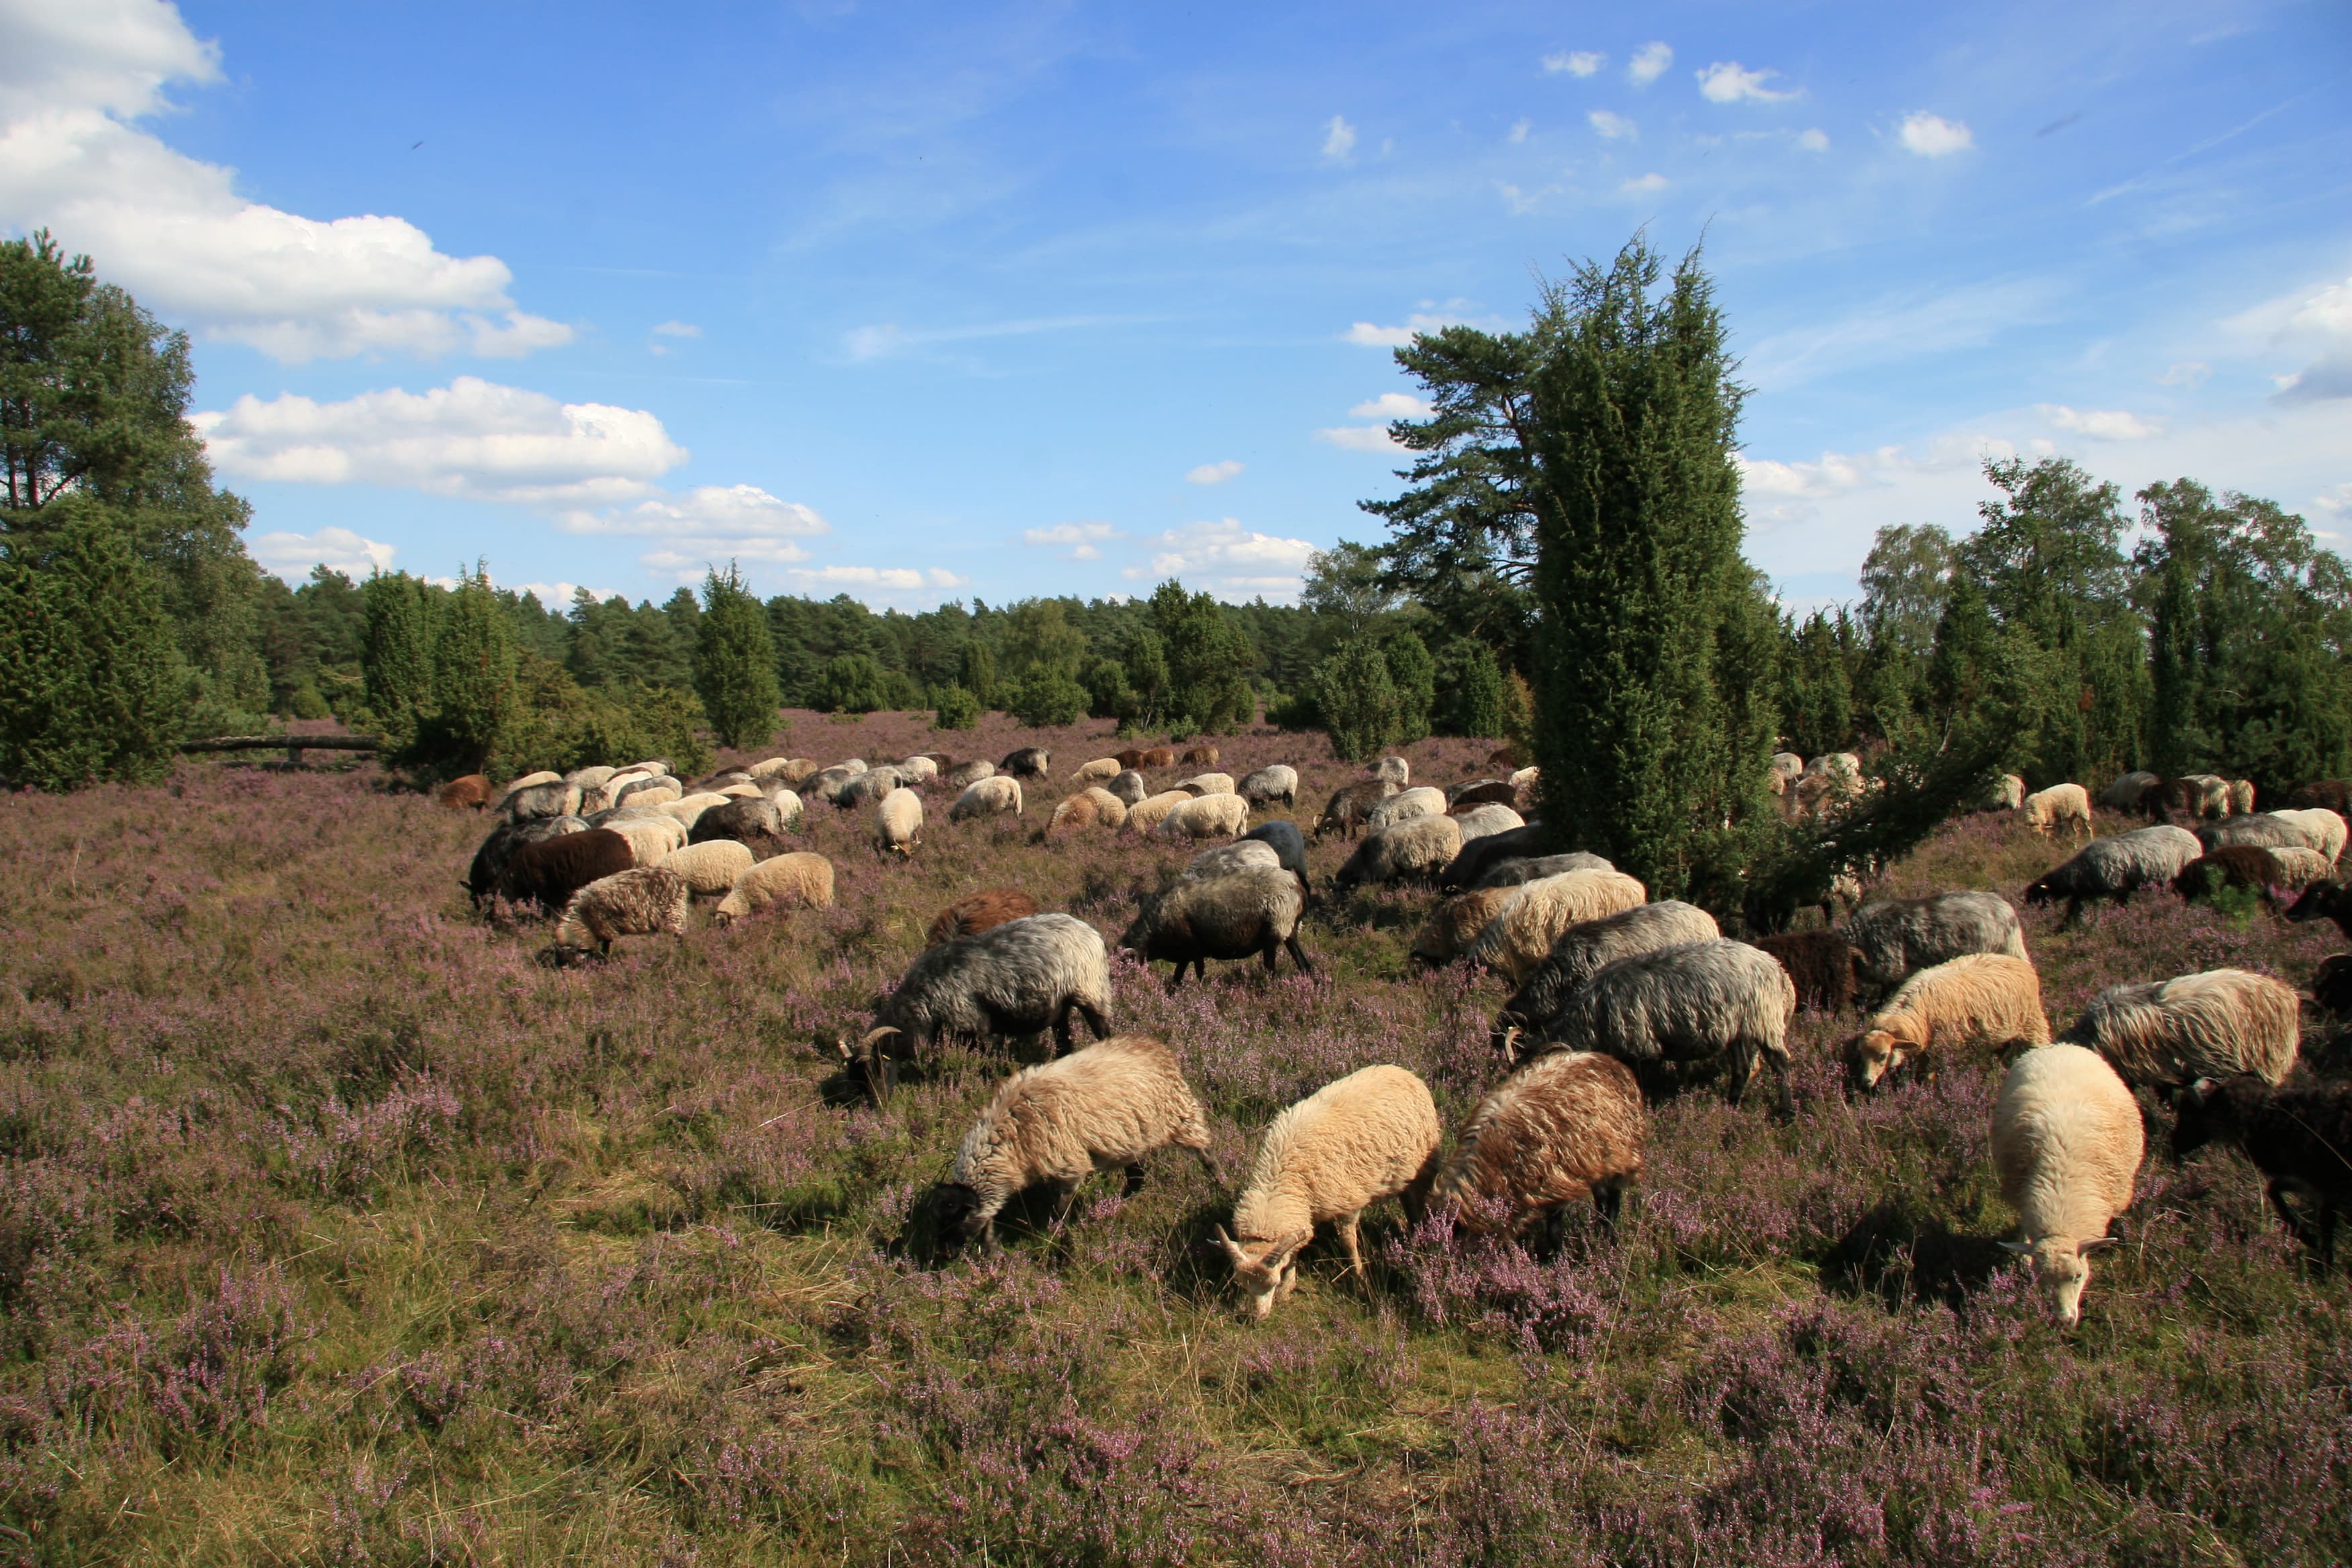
xmin=1996 ymin=1240 xmax=2032 ymax=1255
xmin=1211 ymin=1224 xmax=1245 ymax=1261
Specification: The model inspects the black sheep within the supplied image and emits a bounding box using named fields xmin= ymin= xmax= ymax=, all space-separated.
xmin=2171 ymin=1075 xmax=2352 ymax=1266
xmin=2286 ymin=779 xmax=2351 ymax=813
xmin=465 ymin=816 xmax=583 ymax=905
xmin=998 ymin=747 xmax=1050 ymax=779
xmin=1753 ymin=929 xmax=1856 ymax=1014
xmin=2284 ymin=880 xmax=2352 ymax=940
xmin=495 ymin=828 xmax=636 ymax=914
xmin=1445 ymin=779 xmax=1518 ymax=810
xmin=1437 ymin=821 xmax=1545 ymax=890
xmin=2311 ymin=955 xmax=2352 ymax=1018
xmin=1240 ymin=820 xmax=1311 ymax=898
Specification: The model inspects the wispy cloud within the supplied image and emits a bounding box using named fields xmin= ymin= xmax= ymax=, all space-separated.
xmin=2041 ymin=405 xmax=2162 ymax=440
xmin=1622 ymin=173 xmax=1669 ymax=195
xmin=1344 ymin=303 xmax=1508 ymax=347
xmin=1589 ymin=109 xmax=1636 ymax=140
xmin=1022 ymin=520 xmax=1122 ymax=560
xmin=841 ymin=313 xmax=1146 ymax=362
xmin=1543 ymin=50 xmax=1604 ymax=77
xmin=1186 ymin=460 xmax=1245 ymax=485
xmin=1796 ymin=128 xmax=1830 ymax=152
xmin=1322 ymin=115 xmax=1357 ymax=160
xmin=1698 ymin=62 xmax=1799 ymax=103
xmin=1627 ymin=42 xmax=1672 ymax=87
xmin=651 ymin=320 xmax=701 ymax=338
xmin=1742 ymin=277 xmax=2061 ymax=391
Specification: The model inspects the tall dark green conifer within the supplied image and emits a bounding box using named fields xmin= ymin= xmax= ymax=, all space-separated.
xmin=693 ymin=562 xmax=781 ymax=749
xmin=426 ymin=563 xmax=518 ymax=774
xmin=362 ymin=571 xmax=435 ymax=746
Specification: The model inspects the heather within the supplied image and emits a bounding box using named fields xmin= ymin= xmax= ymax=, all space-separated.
xmin=0 ymin=713 xmax=2345 ymax=1564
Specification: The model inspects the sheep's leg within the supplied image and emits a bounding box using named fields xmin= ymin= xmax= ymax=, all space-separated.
xmin=1284 ymin=934 xmax=1315 ymax=975
xmin=1165 ymin=963 xmax=1185 ymax=994
xmin=1595 ymin=1181 xmax=1624 ymax=1230
xmin=1771 ymin=1051 xmax=1796 ymax=1120
xmin=1189 ymin=1144 xmax=1221 ymax=1187
xmin=2265 ymin=1179 xmax=2324 ymax=1255
xmin=1077 ymin=1000 xmax=1112 ymax=1042
xmin=1261 ymin=942 xmax=1279 ymax=973
xmin=1336 ymin=1213 xmax=1365 ymax=1281
xmin=1120 ymin=1163 xmax=1146 ymax=1198
xmin=1051 ymin=1003 xmax=1077 ymax=1057
xmin=1050 ymin=1178 xmax=1084 ymax=1230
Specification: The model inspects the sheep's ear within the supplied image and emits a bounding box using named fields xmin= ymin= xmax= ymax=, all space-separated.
xmin=1997 ymin=1240 xmax=2032 ymax=1256
xmin=2078 ymin=1237 xmax=2119 ymax=1253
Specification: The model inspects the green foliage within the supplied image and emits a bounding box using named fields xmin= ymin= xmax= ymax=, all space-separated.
xmin=413 ymin=562 xmax=518 ymax=777
xmin=956 ymin=639 xmax=999 ymax=710
xmin=931 ymin=683 xmax=981 ymax=730
xmin=1382 ymin=628 xmax=1435 ymax=744
xmin=0 ymin=494 xmax=185 ymax=790
xmin=1146 ymin=581 xmax=1255 ymax=733
xmin=501 ymin=655 xmax=712 ymax=779
xmin=361 ymin=571 xmax=435 ymax=748
xmin=1008 ymin=668 xmax=1090 ymax=727
xmin=1433 ymin=638 xmax=1510 ymax=738
xmin=1779 ymin=609 xmax=1857 ymax=756
xmin=692 ymin=562 xmax=782 ymax=749
xmin=1314 ymin=639 xmax=1403 ymax=761
xmin=816 ymin=653 xmax=887 ymax=714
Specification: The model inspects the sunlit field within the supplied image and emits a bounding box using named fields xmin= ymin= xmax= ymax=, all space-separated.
xmin=1 ymin=712 xmax=2345 ymax=1565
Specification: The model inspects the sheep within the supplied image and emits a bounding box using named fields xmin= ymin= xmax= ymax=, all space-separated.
xmin=495 ymin=828 xmax=637 ymax=914
xmin=839 ymin=767 xmax=905 ymax=810
xmin=1487 ymin=744 xmax=1520 ymax=771
xmin=2023 ymin=826 xmax=2204 ymax=924
xmin=612 ymin=775 xmax=681 ymax=810
xmin=1465 ymin=869 xmax=1649 ymax=984
xmin=1118 ymin=790 xmax=1187 ymax=834
xmin=1477 ymin=852 xmax=1614 ymax=889
xmin=747 ymin=756 xmax=812 ymax=781
xmin=1845 ymin=954 xmax=2050 ymax=1092
xmin=1769 ymin=752 xmax=1805 ymax=795
xmin=503 ymin=779 xmax=582 ymax=824
xmin=999 ymin=747 xmax=1050 ymax=779
xmin=607 ymin=816 xmax=687 ymax=868
xmin=658 ymin=838 xmax=756 ymax=897
xmin=622 ymin=759 xmax=672 ymax=778
xmin=464 ymin=816 xmax=585 ymax=903
xmin=1106 ymin=769 xmax=1149 ymax=805
xmin=1753 ymin=929 xmax=1855 ymax=1016
xmin=2273 ymin=807 xmax=2349 ymax=864
xmin=1071 ymin=756 xmax=1123 ymax=784
xmin=1449 ymin=803 xmax=1524 ymax=844
xmin=1114 ymin=748 xmax=1149 ymax=770
xmin=554 ymin=867 xmax=692 ymax=955
xmin=1332 ymin=813 xmax=1463 ymax=890
xmin=1181 ymin=840 xmax=1283 ymax=883
xmin=1447 ymin=780 xmax=1519 ymax=811
xmin=716 ymin=783 xmax=762 ymax=800
xmin=1136 ymin=746 xmax=1177 ymax=769
xmin=891 ymin=755 xmax=938 ymax=786
xmin=1410 ymin=886 xmax=1518 ymax=968
xmin=2286 ymin=779 xmax=2350 ymax=813
xmin=1368 ymin=786 xmax=1447 ymax=832
xmin=438 ymin=773 xmax=491 ymax=810
xmin=689 ymin=795 xmax=791 ymax=848
xmin=1438 ymin=822 xmax=1547 ymax=892
xmin=2020 ymin=782 xmax=2092 ymax=837
xmin=1181 ymin=743 xmax=1220 ymax=767
xmin=1240 ymin=822 xmax=1311 ymax=896
xmin=1118 ymin=866 xmax=1311 ymax=989
xmin=851 ymin=913 xmax=1115 ymax=1100
xmin=945 ymin=759 xmax=996 ymax=791
xmin=805 ymin=766 xmax=863 ymax=805
xmin=2285 ymin=880 xmax=2352 ymax=938
xmin=950 ymin=775 xmax=1024 ymax=822
xmin=1315 ymin=779 xmax=1398 ymax=841
xmin=1154 ymin=793 xmax=1249 ymax=842
xmin=2173 ymin=846 xmax=2292 ymax=903
xmin=1847 ymin=891 xmax=2029 ymax=996
xmin=2201 ymin=812 xmax=2316 ymax=856
xmin=2171 ymin=1074 xmax=2352 ymax=1265
xmin=1490 ymin=901 xmax=1720 ymax=1058
xmin=875 ymin=787 xmax=924 ymax=859
xmin=1238 ymin=765 xmax=1299 ymax=808
xmin=2312 ymin=954 xmax=2352 ymax=1016
xmin=1979 ymin=773 xmax=2028 ymax=812
xmin=2100 ymin=770 xmax=2161 ymax=810
xmin=1177 ymin=772 xmax=1235 ymax=798
xmin=713 ymin=852 xmax=835 ymax=926
xmin=1214 ymin=1065 xmax=1441 ymax=1318
xmin=1548 ymin=939 xmax=1798 ymax=1110
xmin=1991 ymin=1044 xmax=2143 ymax=1325
xmin=933 ymin=1034 xmax=1216 ymax=1251
xmin=2227 ymin=779 xmax=2256 ymax=816
xmin=1436 ymin=1051 xmax=1645 ymax=1242
xmin=500 ymin=770 xmax=562 ymax=799
xmin=1374 ymin=756 xmax=1411 ymax=786
xmin=565 ymin=765 xmax=618 ymax=791
xmin=658 ymin=791 xmax=731 ymax=829
xmin=2057 ymin=968 xmax=2300 ymax=1089
xmin=1046 ymin=787 xmax=1128 ymax=836
xmin=1509 ymin=765 xmax=1540 ymax=793
xmin=926 ymin=888 xmax=1041 ymax=946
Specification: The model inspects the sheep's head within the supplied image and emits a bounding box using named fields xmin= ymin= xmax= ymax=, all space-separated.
xmin=1493 ymin=1022 xmax=1528 ymax=1065
xmin=1844 ymin=1028 xmax=1908 ymax=1091
xmin=2001 ymin=1234 xmax=2114 ymax=1325
xmin=1214 ymin=1224 xmax=1312 ymax=1320
xmin=932 ymin=1182 xmax=987 ymax=1244
xmin=2167 ymin=1075 xmax=2257 ymax=1160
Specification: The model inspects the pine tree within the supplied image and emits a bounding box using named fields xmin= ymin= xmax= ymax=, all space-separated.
xmin=362 ymin=571 xmax=434 ymax=746
xmin=425 ymin=562 xmax=518 ymax=775
xmin=693 ymin=562 xmax=781 ymax=749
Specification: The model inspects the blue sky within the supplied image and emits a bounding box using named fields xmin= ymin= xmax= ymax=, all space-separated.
xmin=5 ymin=1 xmax=2348 ymax=612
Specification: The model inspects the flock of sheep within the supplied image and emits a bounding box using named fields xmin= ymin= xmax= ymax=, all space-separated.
xmin=444 ymin=741 xmax=2352 ymax=1324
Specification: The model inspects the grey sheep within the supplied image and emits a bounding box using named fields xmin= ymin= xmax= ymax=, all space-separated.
xmin=1477 ymin=852 xmax=1622 ymax=891
xmin=950 ymin=775 xmax=1024 ymax=822
xmin=2022 ymin=825 xmax=2202 ymax=925
xmin=1240 ymin=821 xmax=1312 ymax=895
xmin=1450 ymin=803 xmax=1526 ymax=844
xmin=1437 ymin=822 xmax=1547 ymax=891
xmin=1374 ymin=755 xmax=1411 ymax=786
xmin=503 ymin=779 xmax=581 ymax=824
xmin=1106 ymin=769 xmax=1149 ymax=805
xmin=1491 ymin=900 xmax=1721 ymax=1059
xmin=1332 ymin=812 xmax=1463 ymax=890
xmin=1436 ymin=1050 xmax=1645 ymax=1242
xmin=1367 ymin=785 xmax=1447 ymax=832
xmin=2058 ymin=968 xmax=2300 ymax=1089
xmin=805 ymin=765 xmax=863 ymax=805
xmin=688 ymin=794 xmax=790 ymax=847
xmin=839 ymin=766 xmax=904 ymax=808
xmin=1847 ymin=891 xmax=2028 ymax=995
xmin=1549 ymin=939 xmax=1798 ymax=1111
xmin=1180 ymin=841 xmax=1283 ymax=883
xmin=1118 ymin=865 xmax=1312 ymax=989
xmin=852 ymin=913 xmax=1114 ymax=1101
xmin=554 ymin=867 xmax=691 ymax=954
xmin=1315 ymin=778 xmax=1398 ymax=842
xmin=946 ymin=758 xmax=997 ymax=790
xmin=934 ymin=1034 xmax=1215 ymax=1251
xmin=1238 ymin=765 xmax=1300 ymax=808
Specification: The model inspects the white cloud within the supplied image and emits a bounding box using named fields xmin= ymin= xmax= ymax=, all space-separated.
xmin=195 ymin=377 xmax=687 ymax=507
xmin=2041 ymin=405 xmax=2163 ymax=440
xmin=2224 ymin=273 xmax=2352 ymax=402
xmin=1344 ymin=304 xmax=1507 ymax=346
xmin=247 ymin=526 xmax=396 ymax=583
xmin=1544 ymin=50 xmax=1604 ymax=77
xmin=1185 ymin=460 xmax=1245 ymax=485
xmin=1508 ymin=117 xmax=1531 ymax=144
xmin=1698 ymin=62 xmax=1798 ymax=103
xmin=1589 ymin=109 xmax=1636 ymax=140
xmin=781 ymin=565 xmax=969 ymax=593
xmin=1316 ymin=424 xmax=1405 ymax=453
xmin=1128 ymin=519 xmax=1320 ymax=601
xmin=1627 ymin=42 xmax=1672 ymax=87
xmin=513 ymin=581 xmax=624 ymax=609
xmin=1349 ymin=392 xmax=1432 ymax=420
xmin=1796 ymin=128 xmax=1830 ymax=152
xmin=2156 ymin=361 xmax=2211 ymax=387
xmin=1022 ymin=520 xmax=1121 ymax=560
xmin=1897 ymin=111 xmax=1973 ymax=157
xmin=560 ymin=483 xmax=830 ymax=578
xmin=1622 ymin=173 xmax=1669 ymax=195
xmin=651 ymin=320 xmax=701 ymax=338
xmin=1322 ymin=115 xmax=1357 ymax=160
xmin=0 ymin=0 xmax=571 ymax=362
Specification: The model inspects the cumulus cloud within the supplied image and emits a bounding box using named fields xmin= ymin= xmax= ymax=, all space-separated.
xmin=1698 ymin=62 xmax=1799 ymax=103
xmin=1022 ymin=520 xmax=1121 ymax=560
xmin=1186 ymin=460 xmax=1245 ymax=485
xmin=1543 ymin=50 xmax=1604 ymax=77
xmin=1128 ymin=519 xmax=1319 ymax=601
xmin=0 ymin=0 xmax=571 ymax=362
xmin=1589 ymin=109 xmax=1636 ymax=140
xmin=562 ymin=485 xmax=828 ymax=581
xmin=1796 ymin=128 xmax=1830 ymax=152
xmin=2226 ymin=273 xmax=2352 ymax=402
xmin=1316 ymin=424 xmax=1406 ymax=453
xmin=2042 ymin=405 xmax=2162 ymax=440
xmin=1897 ymin=111 xmax=1973 ymax=156
xmin=1322 ymin=115 xmax=1357 ymax=160
xmin=513 ymin=581 xmax=624 ymax=609
xmin=1627 ymin=42 xmax=1672 ymax=87
xmin=1344 ymin=303 xmax=1507 ymax=347
xmin=195 ymin=377 xmax=688 ymax=507
xmin=247 ymin=526 xmax=397 ymax=583
xmin=1349 ymin=392 xmax=1432 ymax=420
xmin=1622 ymin=173 xmax=1669 ymax=195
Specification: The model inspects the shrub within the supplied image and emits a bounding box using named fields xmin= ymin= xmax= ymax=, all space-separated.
xmin=1383 ymin=628 xmax=1435 ymax=744
xmin=932 ymin=684 xmax=981 ymax=730
xmin=1314 ymin=638 xmax=1402 ymax=761
xmin=816 ymin=654 xmax=887 ymax=714
xmin=1010 ymin=670 xmax=1090 ymax=728
xmin=1434 ymin=639 xmax=1509 ymax=739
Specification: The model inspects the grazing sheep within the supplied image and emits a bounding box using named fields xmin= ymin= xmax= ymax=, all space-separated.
xmin=1549 ymin=939 xmax=1798 ymax=1110
xmin=2058 ymin=968 xmax=2300 ymax=1088
xmin=2021 ymin=783 xmax=2094 ymax=838
xmin=1071 ymin=756 xmax=1123 ymax=784
xmin=893 ymin=754 xmax=938 ymax=785
xmin=1181 ymin=840 xmax=1282 ymax=884
xmin=1438 ymin=823 xmax=1546 ymax=892
xmin=1509 ymin=765 xmax=1540 ymax=793
xmin=1449 ymin=803 xmax=1525 ymax=845
xmin=2227 ymin=779 xmax=2256 ymax=816
xmin=1215 ymin=1065 xmax=1442 ymax=1318
xmin=1114 ymin=748 xmax=1148 ymax=770
xmin=1465 ymin=869 xmax=1649 ymax=984
xmin=565 ymin=765 xmax=618 ymax=791
xmin=2168 ymin=773 xmax=2233 ymax=819
xmin=1768 ymin=753 xmax=1805 ymax=797
xmin=1369 ymin=786 xmax=1447 ymax=831
xmin=1374 ymin=756 xmax=1411 ymax=786
xmin=2273 ymin=807 xmax=2349 ymax=864
xmin=622 ymin=760 xmax=672 ymax=778
xmin=554 ymin=867 xmax=692 ymax=955
xmin=926 ymin=889 xmax=1041 ymax=946
xmin=613 ymin=775 xmax=681 ymax=810
xmin=1119 ymin=865 xmax=1311 ymax=988
xmin=875 ymin=787 xmax=924 ymax=858
xmin=1487 ymin=745 xmax=1521 ymax=771
xmin=1177 ymin=771 xmax=1235 ymax=797
xmin=852 ymin=914 xmax=1116 ymax=1099
xmin=464 ymin=816 xmax=585 ymax=903
xmin=747 ymin=756 xmax=813 ymax=782
xmin=1124 ymin=790 xmax=1194 ymax=834
xmin=716 ymin=783 xmax=761 ymax=800
xmin=2285 ymin=880 xmax=2352 ymax=938
xmin=2024 ymin=826 xmax=2204 ymax=924
xmin=1491 ymin=901 xmax=1721 ymax=1059
xmin=1477 ymin=852 xmax=1616 ymax=889
xmin=934 ymin=1035 xmax=1216 ymax=1251
xmin=1137 ymin=746 xmax=1177 ymax=769
xmin=950 ymin=775 xmax=1024 ymax=822
xmin=1106 ymin=769 xmax=1149 ymax=805
xmin=689 ymin=795 xmax=791 ymax=848
xmin=438 ymin=773 xmax=491 ymax=810
xmin=1315 ymin=778 xmax=1398 ymax=841
xmin=1238 ymin=765 xmax=1299 ymax=808
xmin=658 ymin=838 xmax=756 ymax=897
xmin=1332 ymin=813 xmax=1463 ymax=891
xmin=607 ymin=816 xmax=689 ymax=869
xmin=2286 ymin=779 xmax=2350 ymax=813
xmin=839 ymin=767 xmax=904 ymax=809
xmin=1984 ymin=773 xmax=2028 ymax=812
xmin=2173 ymin=846 xmax=2292 ymax=903
xmin=2172 ymin=1074 xmax=2352 ymax=1265
xmin=1846 ymin=953 xmax=2050 ymax=1091
xmin=659 ymin=791 xmax=732 ymax=830
xmin=1240 ymin=822 xmax=1311 ymax=896
xmin=1754 ymin=929 xmax=1855 ymax=1016
xmin=503 ymin=779 xmax=582 ymax=824
xmin=495 ymin=828 xmax=637 ymax=914
xmin=501 ymin=770 xmax=562 ymax=799
xmin=1410 ymin=887 xmax=1518 ymax=968
xmin=1847 ymin=891 xmax=2029 ymax=995
xmin=999 ymin=747 xmax=1050 ymax=779
xmin=2201 ymin=812 xmax=2316 ymax=856
xmin=805 ymin=766 xmax=862 ymax=805
xmin=2100 ymin=771 xmax=2162 ymax=810
xmin=1181 ymin=743 xmax=1221 ymax=767
xmin=945 ymin=759 xmax=996 ymax=791
xmin=1046 ymin=787 xmax=1128 ymax=836
xmin=2311 ymin=954 xmax=2352 ymax=1016
xmin=1155 ymin=793 xmax=1249 ymax=842
xmin=1447 ymin=779 xmax=1518 ymax=811
xmin=1436 ymin=1051 xmax=1645 ymax=1240
xmin=713 ymin=852 xmax=835 ymax=926
xmin=1992 ymin=1045 xmax=2143 ymax=1325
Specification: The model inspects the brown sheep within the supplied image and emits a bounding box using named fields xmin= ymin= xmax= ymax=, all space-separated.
xmin=1138 ymin=746 xmax=1177 ymax=769
xmin=926 ymin=889 xmax=1042 ymax=946
xmin=1754 ymin=930 xmax=1855 ymax=1014
xmin=438 ymin=773 xmax=492 ymax=810
xmin=1181 ymin=743 xmax=1220 ymax=766
xmin=1436 ymin=1050 xmax=1644 ymax=1244
xmin=495 ymin=828 xmax=636 ymax=914
xmin=1314 ymin=778 xmax=1396 ymax=842
xmin=1409 ymin=887 xmax=1517 ymax=968
xmin=2173 ymin=846 xmax=2288 ymax=903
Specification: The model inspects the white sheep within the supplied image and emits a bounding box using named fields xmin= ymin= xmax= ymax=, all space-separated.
xmin=2057 ymin=968 xmax=2300 ymax=1088
xmin=1768 ymin=753 xmax=1804 ymax=795
xmin=1374 ymin=756 xmax=1411 ymax=786
xmin=2100 ymin=770 xmax=2160 ymax=810
xmin=1182 ymin=840 xmax=1283 ymax=883
xmin=1214 ymin=1065 xmax=1442 ymax=1318
xmin=2020 ymin=783 xmax=2092 ymax=838
xmin=1238 ymin=765 xmax=1299 ymax=808
xmin=1465 ymin=869 xmax=1649 ymax=983
xmin=2273 ymin=807 xmax=2348 ymax=865
xmin=1410 ymin=887 xmax=1518 ymax=967
xmin=895 ymin=755 xmax=940 ymax=785
xmin=607 ymin=816 xmax=687 ymax=867
xmin=1367 ymin=786 xmax=1447 ymax=832
xmin=1154 ymin=793 xmax=1248 ymax=841
xmin=2226 ymin=779 xmax=2256 ymax=816
xmin=655 ymin=838 xmax=755 ymax=897
xmin=1846 ymin=952 xmax=2050 ymax=1091
xmin=554 ymin=867 xmax=691 ymax=954
xmin=1992 ymin=1044 xmax=2143 ymax=1325
xmin=1450 ymin=803 xmax=1524 ymax=843
xmin=1177 ymin=772 xmax=1236 ymax=797
xmin=713 ymin=852 xmax=836 ymax=926
xmin=1047 ymin=787 xmax=1130 ymax=834
xmin=1070 ymin=756 xmax=1123 ymax=784
xmin=1124 ymin=790 xmax=1195 ymax=834
xmin=1331 ymin=813 xmax=1463 ymax=889
xmin=1509 ymin=765 xmax=1540 ymax=793
xmin=949 ymin=775 xmax=1024 ymax=822
xmin=659 ymin=791 xmax=732 ymax=830
xmin=875 ymin=786 xmax=924 ymax=858
xmin=935 ymin=1034 xmax=1214 ymax=1251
